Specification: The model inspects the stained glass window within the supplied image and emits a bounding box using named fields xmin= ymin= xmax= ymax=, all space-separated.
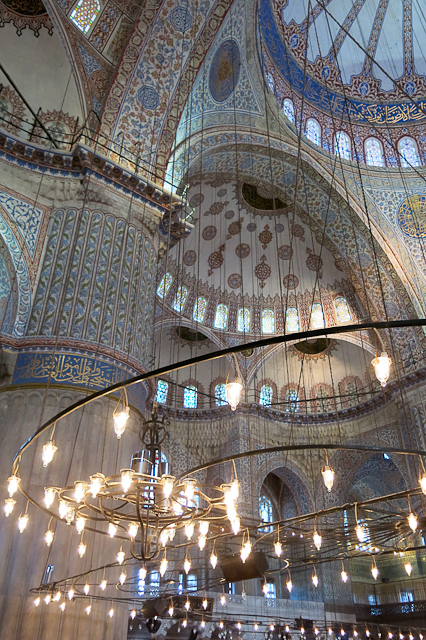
xmin=215 ymin=383 xmax=227 ymax=406
xmin=187 ymin=574 xmax=198 ymax=591
xmin=183 ymin=385 xmax=198 ymax=408
xmin=259 ymin=384 xmax=273 ymax=407
xmin=173 ymin=286 xmax=188 ymax=312
xmin=138 ymin=567 xmax=146 ymax=596
xmin=264 ymin=581 xmax=276 ymax=599
xmin=193 ymin=296 xmax=207 ymax=323
xmin=285 ymin=307 xmax=299 ymax=332
xmin=306 ymin=118 xmax=321 ymax=146
xmin=157 ymin=272 xmax=172 ymax=298
xmin=310 ymin=302 xmax=325 ymax=329
xmin=398 ymin=137 xmax=421 ymax=168
xmin=155 ymin=380 xmax=168 ymax=404
xmin=286 ymin=388 xmax=299 ymax=413
xmin=345 ymin=379 xmax=359 ymax=407
xmin=317 ymin=386 xmax=329 ymax=412
xmin=283 ymin=99 xmax=294 ymax=122
xmin=334 ymin=131 xmax=351 ymax=160
xmin=262 ymin=308 xmax=275 ymax=333
xmin=365 ymin=138 xmax=385 ymax=167
xmin=335 ymin=296 xmax=351 ymax=323
xmin=237 ymin=308 xmax=251 ymax=332
xmin=214 ymin=304 xmax=228 ymax=329
xmin=259 ymin=496 xmax=273 ymax=532
xmin=149 ymin=570 xmax=160 ymax=596
xmin=70 ymin=0 xmax=100 ymax=33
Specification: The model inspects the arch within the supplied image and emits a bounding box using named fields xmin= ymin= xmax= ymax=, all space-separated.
xmin=334 ymin=131 xmax=351 ymax=160
xmin=259 ymin=495 xmax=273 ymax=531
xmin=237 ymin=307 xmax=251 ymax=332
xmin=69 ymin=0 xmax=101 ymax=34
xmin=214 ymin=303 xmax=228 ymax=329
xmin=193 ymin=296 xmax=207 ymax=323
xmin=157 ymin=272 xmax=172 ymax=299
xmin=261 ymin=308 xmax=275 ymax=333
xmin=285 ymin=306 xmax=299 ymax=332
xmin=173 ymin=286 xmax=188 ymax=312
xmin=183 ymin=384 xmax=198 ymax=408
xmin=310 ymin=382 xmax=336 ymax=413
xmin=281 ymin=382 xmax=306 ymax=413
xmin=334 ymin=296 xmax=351 ymax=323
xmin=254 ymin=458 xmax=314 ymax=517
xmin=257 ymin=379 xmax=277 ymax=407
xmin=155 ymin=379 xmax=168 ymax=404
xmin=306 ymin=118 xmax=321 ymax=146
xmin=283 ymin=98 xmax=294 ymax=122
xmin=365 ymin=137 xmax=385 ymax=167
xmin=338 ymin=375 xmax=363 ymax=408
xmin=398 ymin=136 xmax=421 ymax=168
xmin=0 ymin=238 xmax=18 ymax=335
xmin=310 ymin=302 xmax=325 ymax=329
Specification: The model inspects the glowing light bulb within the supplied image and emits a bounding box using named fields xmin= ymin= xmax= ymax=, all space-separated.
xmin=162 ymin=475 xmax=175 ymax=498
xmin=121 ymin=469 xmax=134 ymax=493
xmin=219 ymin=621 xmax=224 ymax=629
xmin=18 ymin=513 xmax=29 ymax=533
xmin=34 ymin=596 xmax=40 ymax=607
xmin=198 ymin=535 xmax=206 ymax=550
xmin=285 ymin=627 xmax=290 ymax=633
xmin=240 ymin=540 xmax=252 ymax=563
xmin=160 ymin=557 xmax=168 ymax=577
xmin=119 ymin=572 xmax=126 ymax=585
xmin=7 ymin=475 xmax=20 ymax=497
xmin=328 ymin=629 xmax=333 ymax=636
xmin=254 ymin=623 xmax=259 ymax=631
xmin=131 ymin=609 xmax=137 ymax=619
xmin=42 ymin=441 xmax=57 ymax=467
xmin=113 ymin=405 xmax=130 ymax=439
xmin=117 ymin=549 xmax=125 ymax=565
xmin=185 ymin=522 xmax=194 ymax=540
xmin=184 ymin=558 xmax=191 ymax=574
xmin=52 ymin=590 xmax=60 ymax=601
xmin=371 ymin=565 xmax=379 ymax=580
xmin=108 ymin=607 xmax=114 ymax=618
xmin=341 ymin=630 xmax=345 ymax=636
xmin=160 ymin=529 xmax=169 ymax=546
xmin=312 ymin=574 xmax=319 ymax=587
xmin=84 ymin=583 xmax=90 ymax=595
xmin=200 ymin=521 xmax=209 ymax=536
xmin=4 ymin=498 xmax=16 ymax=517
xmin=371 ymin=352 xmax=392 ymax=387
xmin=85 ymin=604 xmax=91 ymax=615
xmin=270 ymin=625 xmax=275 ymax=632
xmin=274 ymin=541 xmax=282 ymax=557
xmin=388 ymin=634 xmax=393 ymax=639
xmin=78 ymin=542 xmax=86 ymax=558
xmin=59 ymin=601 xmax=66 ymax=612
xmin=365 ymin=632 xmax=370 ymax=638
xmin=201 ymin=620 xmax=206 ymax=629
xmin=68 ymin=588 xmax=74 ymax=600
xmin=405 ymin=562 xmax=413 ymax=576
xmin=313 ymin=531 xmax=322 ymax=551
xmin=341 ymin=570 xmax=348 ymax=583
xmin=168 ymin=605 xmax=174 ymax=617
xmin=355 ymin=523 xmax=366 ymax=542
xmin=100 ymin=579 xmax=107 ymax=591
xmin=184 ymin=599 xmax=190 ymax=611
xmin=109 ymin=522 xmax=117 ymax=538
xmin=408 ymin=512 xmax=418 ymax=532
xmin=44 ymin=594 xmax=51 ymax=605
xmin=210 ymin=552 xmax=218 ymax=569
xmin=74 ymin=481 xmax=87 ymax=503
xmin=140 ymin=567 xmax=147 ymax=581
xmin=184 ymin=479 xmax=196 ymax=501
xmin=263 ymin=581 xmax=269 ymax=595
xmin=182 ymin=619 xmax=188 ymax=628
xmin=172 ymin=500 xmax=183 ymax=515
xmin=44 ymin=487 xmax=55 ymax=509
xmin=237 ymin=622 xmax=242 ymax=630
xmin=89 ymin=473 xmax=104 ymax=498
xmin=76 ymin=515 xmax=85 ymax=534
xmin=225 ymin=380 xmax=243 ymax=411
xmin=322 ymin=465 xmax=335 ymax=492
xmin=128 ymin=522 xmax=138 ymax=538
xmin=231 ymin=516 xmax=240 ymax=535
xmin=315 ymin=629 xmax=319 ymax=636
xmin=202 ymin=598 xmax=208 ymax=609
xmin=286 ymin=579 xmax=293 ymax=592
xmin=58 ymin=500 xmax=68 ymax=520
xmin=220 ymin=594 xmax=226 ymax=606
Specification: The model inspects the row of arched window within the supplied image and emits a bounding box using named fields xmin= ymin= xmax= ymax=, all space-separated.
xmin=157 ymin=274 xmax=352 ymax=332
xmin=282 ymin=98 xmax=422 ymax=168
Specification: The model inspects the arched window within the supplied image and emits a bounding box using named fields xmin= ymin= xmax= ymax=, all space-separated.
xmin=237 ymin=308 xmax=251 ymax=332
xmin=259 ymin=495 xmax=273 ymax=532
xmin=149 ymin=570 xmax=160 ymax=596
xmin=264 ymin=580 xmax=276 ymax=599
xmin=285 ymin=307 xmax=299 ymax=332
xmin=398 ymin=137 xmax=421 ymax=168
xmin=283 ymin=99 xmax=294 ymax=123
xmin=317 ymin=386 xmax=330 ymax=413
xmin=214 ymin=303 xmax=228 ymax=329
xmin=365 ymin=138 xmax=385 ymax=167
xmin=183 ymin=385 xmax=198 ymax=408
xmin=138 ymin=567 xmax=146 ymax=596
xmin=155 ymin=380 xmax=168 ymax=404
xmin=286 ymin=388 xmax=299 ymax=413
xmin=193 ymin=297 xmax=207 ymax=323
xmin=265 ymin=70 xmax=275 ymax=92
xmin=310 ymin=302 xmax=325 ymax=329
xmin=306 ymin=118 xmax=321 ymax=146
xmin=157 ymin=272 xmax=172 ymax=299
xmin=345 ymin=379 xmax=359 ymax=407
xmin=214 ymin=383 xmax=227 ymax=406
xmin=335 ymin=296 xmax=351 ymax=323
xmin=173 ymin=286 xmax=188 ymax=312
xmin=259 ymin=384 xmax=273 ymax=407
xmin=70 ymin=0 xmax=100 ymax=33
xmin=334 ymin=131 xmax=351 ymax=160
xmin=262 ymin=308 xmax=275 ymax=333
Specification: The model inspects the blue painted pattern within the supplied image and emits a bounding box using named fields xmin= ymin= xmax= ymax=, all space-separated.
xmin=209 ymin=39 xmax=241 ymax=103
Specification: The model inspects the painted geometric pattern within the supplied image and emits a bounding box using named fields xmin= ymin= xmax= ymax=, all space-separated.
xmin=0 ymin=192 xmax=44 ymax=259
xmin=0 ymin=250 xmax=12 ymax=332
xmin=70 ymin=0 xmax=100 ymax=33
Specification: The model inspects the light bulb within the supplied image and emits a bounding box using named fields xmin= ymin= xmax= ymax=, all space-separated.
xmin=341 ymin=570 xmax=348 ymax=583
xmin=53 ymin=591 xmax=61 ymax=602
xmin=42 ymin=441 xmax=57 ymax=467
xmin=78 ymin=542 xmax=86 ymax=558
xmin=405 ymin=562 xmax=413 ymax=576
xmin=34 ymin=596 xmax=40 ymax=607
xmin=139 ymin=566 xmax=147 ymax=581
xmin=109 ymin=522 xmax=117 ymax=538
xmin=76 ymin=515 xmax=85 ymax=534
xmin=408 ymin=512 xmax=418 ymax=532
xmin=184 ymin=558 xmax=191 ymax=574
xmin=200 ymin=521 xmax=209 ymax=536
xmin=201 ymin=620 xmax=206 ymax=629
xmin=230 ymin=479 xmax=240 ymax=500
xmin=286 ymin=579 xmax=293 ymax=592
xmin=198 ymin=535 xmax=206 ymax=550
xmin=162 ymin=475 xmax=175 ymax=498
xmin=18 ymin=513 xmax=29 ymax=533
xmin=202 ymin=598 xmax=208 ymax=609
xmin=121 ymin=469 xmax=134 ymax=493
xmin=328 ymin=630 xmax=333 ymax=637
xmin=160 ymin=557 xmax=168 ymax=577
xmin=85 ymin=604 xmax=91 ymax=615
xmin=371 ymin=565 xmax=379 ymax=580
xmin=313 ymin=531 xmax=322 ymax=551
xmin=4 ymin=498 xmax=16 ymax=517
xmin=365 ymin=631 xmax=370 ymax=638
xmin=231 ymin=516 xmax=240 ymax=535
xmin=237 ymin=622 xmax=242 ymax=630
xmin=108 ymin=607 xmax=114 ymax=618
xmin=89 ymin=473 xmax=104 ymax=498
xmin=219 ymin=621 xmax=224 ymax=629
xmin=44 ymin=594 xmax=51 ymax=605
xmin=185 ymin=599 xmax=190 ymax=611
xmin=274 ymin=541 xmax=282 ymax=556
xmin=315 ymin=629 xmax=319 ymax=636
xmin=74 ymin=482 xmax=87 ymax=503
xmin=263 ymin=581 xmax=269 ymax=595
xmin=58 ymin=500 xmax=68 ymax=519
xmin=371 ymin=352 xmax=392 ymax=387
xmin=68 ymin=588 xmax=74 ymax=600
xmin=184 ymin=479 xmax=196 ymax=501
xmin=227 ymin=503 xmax=237 ymax=522
xmin=45 ymin=529 xmax=54 ymax=547
xmin=100 ymin=579 xmax=107 ymax=590
xmin=59 ymin=601 xmax=66 ymax=612
xmin=160 ymin=529 xmax=169 ymax=546
xmin=168 ymin=605 xmax=174 ymax=616
xmin=172 ymin=500 xmax=183 ymax=515
xmin=341 ymin=630 xmax=345 ymax=636
xmin=185 ymin=522 xmax=194 ymax=539
xmin=117 ymin=549 xmax=125 ymax=565
xmin=322 ymin=465 xmax=335 ymax=492
xmin=131 ymin=609 xmax=137 ymax=619
xmin=220 ymin=594 xmax=226 ymax=606
xmin=225 ymin=380 xmax=243 ymax=411
xmin=312 ymin=574 xmax=319 ymax=587
xmin=7 ymin=475 xmax=20 ymax=497
xmin=44 ymin=488 xmax=55 ymax=509
xmin=254 ymin=623 xmax=259 ymax=631
xmin=113 ymin=406 xmax=130 ymax=439
xmin=355 ymin=523 xmax=366 ymax=542
xmin=84 ymin=583 xmax=90 ymax=595
xmin=210 ymin=552 xmax=218 ymax=569
xmin=182 ymin=619 xmax=188 ymax=628
xmin=241 ymin=540 xmax=252 ymax=562
xmin=119 ymin=571 xmax=126 ymax=585
xmin=270 ymin=625 xmax=275 ymax=632
xmin=128 ymin=522 xmax=138 ymax=538
xmin=285 ymin=627 xmax=290 ymax=633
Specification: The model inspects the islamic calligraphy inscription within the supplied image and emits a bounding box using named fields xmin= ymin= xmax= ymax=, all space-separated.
xmin=398 ymin=195 xmax=426 ymax=238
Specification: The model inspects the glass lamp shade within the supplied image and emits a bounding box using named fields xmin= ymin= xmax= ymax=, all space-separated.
xmin=321 ymin=465 xmax=335 ymax=492
xmin=225 ymin=379 xmax=243 ymax=411
xmin=113 ymin=406 xmax=130 ymax=439
xmin=371 ymin=352 xmax=392 ymax=387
